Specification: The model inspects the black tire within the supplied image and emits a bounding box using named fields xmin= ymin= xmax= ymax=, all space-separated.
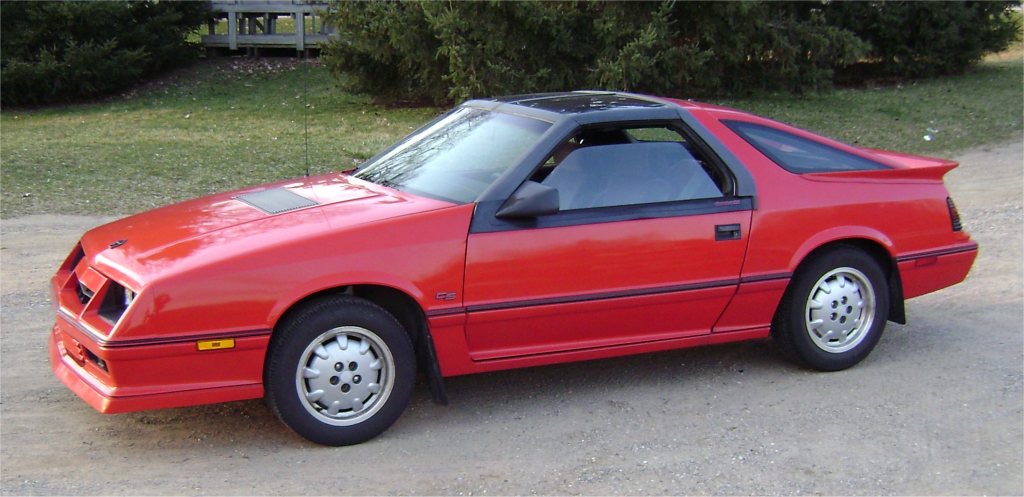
xmin=771 ymin=246 xmax=890 ymax=371
xmin=264 ymin=295 xmax=416 ymax=446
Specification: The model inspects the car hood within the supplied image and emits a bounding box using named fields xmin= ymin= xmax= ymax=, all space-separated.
xmin=78 ymin=173 xmax=456 ymax=288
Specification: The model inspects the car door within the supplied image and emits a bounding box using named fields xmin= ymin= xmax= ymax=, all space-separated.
xmin=462 ymin=122 xmax=753 ymax=361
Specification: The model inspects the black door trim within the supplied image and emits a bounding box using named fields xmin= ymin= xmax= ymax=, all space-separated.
xmin=471 ymin=196 xmax=753 ymax=234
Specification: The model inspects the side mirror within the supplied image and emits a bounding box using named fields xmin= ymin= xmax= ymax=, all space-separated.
xmin=495 ymin=181 xmax=560 ymax=219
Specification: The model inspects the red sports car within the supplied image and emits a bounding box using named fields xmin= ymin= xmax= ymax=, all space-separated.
xmin=50 ymin=92 xmax=978 ymax=446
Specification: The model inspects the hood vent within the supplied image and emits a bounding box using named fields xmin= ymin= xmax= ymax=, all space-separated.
xmin=235 ymin=188 xmax=319 ymax=215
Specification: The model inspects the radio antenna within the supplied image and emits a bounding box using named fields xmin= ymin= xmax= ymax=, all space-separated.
xmin=303 ymin=61 xmax=310 ymax=178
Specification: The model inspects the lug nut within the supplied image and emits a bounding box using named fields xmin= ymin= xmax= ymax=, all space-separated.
xmin=348 ymin=361 xmax=358 ymax=371
xmin=330 ymin=376 xmax=339 ymax=385
xmin=341 ymin=384 xmax=350 ymax=393
xmin=353 ymin=375 xmax=361 ymax=384
xmin=334 ymin=362 xmax=343 ymax=372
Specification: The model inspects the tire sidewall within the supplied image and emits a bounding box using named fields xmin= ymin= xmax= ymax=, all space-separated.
xmin=784 ymin=248 xmax=890 ymax=371
xmin=265 ymin=297 xmax=416 ymax=446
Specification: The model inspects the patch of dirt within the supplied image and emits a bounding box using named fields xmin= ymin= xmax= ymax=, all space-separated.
xmin=1 ymin=139 xmax=1021 ymax=495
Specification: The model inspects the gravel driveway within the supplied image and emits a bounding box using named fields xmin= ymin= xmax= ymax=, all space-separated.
xmin=2 ymin=138 xmax=1020 ymax=495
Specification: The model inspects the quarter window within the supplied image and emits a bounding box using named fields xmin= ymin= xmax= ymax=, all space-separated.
xmin=723 ymin=120 xmax=889 ymax=174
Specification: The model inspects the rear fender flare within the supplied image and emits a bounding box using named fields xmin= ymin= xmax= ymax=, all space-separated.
xmin=788 ymin=227 xmax=896 ymax=272
xmin=788 ymin=227 xmax=905 ymax=324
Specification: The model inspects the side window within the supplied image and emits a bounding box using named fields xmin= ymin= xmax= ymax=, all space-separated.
xmin=532 ymin=125 xmax=727 ymax=211
xmin=722 ymin=120 xmax=889 ymax=174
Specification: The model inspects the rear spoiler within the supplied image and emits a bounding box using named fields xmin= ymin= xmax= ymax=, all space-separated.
xmin=804 ymin=149 xmax=959 ymax=183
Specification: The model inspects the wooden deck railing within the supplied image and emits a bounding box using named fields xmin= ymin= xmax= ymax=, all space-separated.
xmin=202 ymin=1 xmax=333 ymax=56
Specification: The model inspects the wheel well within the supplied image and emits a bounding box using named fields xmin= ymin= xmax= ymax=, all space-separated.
xmin=353 ymin=285 xmax=424 ymax=342
xmin=794 ymin=238 xmax=906 ymax=324
xmin=273 ymin=284 xmax=450 ymax=405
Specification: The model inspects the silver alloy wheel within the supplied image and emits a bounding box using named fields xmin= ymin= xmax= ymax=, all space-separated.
xmin=804 ymin=267 xmax=876 ymax=354
xmin=294 ymin=326 xmax=395 ymax=426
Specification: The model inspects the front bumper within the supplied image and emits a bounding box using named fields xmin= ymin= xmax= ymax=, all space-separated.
xmin=50 ymin=323 xmax=267 ymax=413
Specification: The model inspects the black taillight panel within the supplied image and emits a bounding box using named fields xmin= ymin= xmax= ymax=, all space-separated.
xmin=947 ymin=196 xmax=962 ymax=232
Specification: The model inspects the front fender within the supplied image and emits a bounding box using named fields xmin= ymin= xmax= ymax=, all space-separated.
xmin=266 ymin=271 xmax=428 ymax=327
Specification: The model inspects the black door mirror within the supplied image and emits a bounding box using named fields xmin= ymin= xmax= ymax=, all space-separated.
xmin=495 ymin=181 xmax=560 ymax=218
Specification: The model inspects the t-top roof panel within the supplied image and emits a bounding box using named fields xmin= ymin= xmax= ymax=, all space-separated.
xmin=500 ymin=93 xmax=666 ymax=114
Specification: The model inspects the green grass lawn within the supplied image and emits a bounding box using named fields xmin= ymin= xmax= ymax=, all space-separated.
xmin=1 ymin=59 xmax=441 ymax=218
xmin=2 ymin=55 xmax=1021 ymax=219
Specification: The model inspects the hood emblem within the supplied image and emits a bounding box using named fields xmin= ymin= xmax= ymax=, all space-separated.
xmin=109 ymin=239 xmax=127 ymax=249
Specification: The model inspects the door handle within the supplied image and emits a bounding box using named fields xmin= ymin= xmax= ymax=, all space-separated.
xmin=715 ymin=223 xmax=742 ymax=241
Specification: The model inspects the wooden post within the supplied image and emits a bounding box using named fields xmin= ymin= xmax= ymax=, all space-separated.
xmin=228 ymin=11 xmax=237 ymax=50
xmin=296 ymin=10 xmax=305 ymax=53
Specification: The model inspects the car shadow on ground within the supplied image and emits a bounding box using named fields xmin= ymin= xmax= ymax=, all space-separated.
xmin=108 ymin=337 xmax=800 ymax=448
xmin=78 ymin=302 xmax=968 ymax=452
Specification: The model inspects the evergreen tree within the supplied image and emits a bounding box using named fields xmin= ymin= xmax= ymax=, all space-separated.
xmin=1 ymin=1 xmax=211 ymax=107
xmin=824 ymin=1 xmax=1021 ymax=79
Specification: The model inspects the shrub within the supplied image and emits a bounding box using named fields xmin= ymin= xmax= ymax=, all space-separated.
xmin=321 ymin=1 xmax=869 ymax=104
xmin=321 ymin=2 xmax=590 ymax=104
xmin=323 ymin=1 xmax=1021 ymax=103
xmin=671 ymin=2 xmax=868 ymax=94
xmin=823 ymin=1 xmax=1022 ymax=79
xmin=589 ymin=2 xmax=715 ymax=95
xmin=0 ymin=1 xmax=211 ymax=107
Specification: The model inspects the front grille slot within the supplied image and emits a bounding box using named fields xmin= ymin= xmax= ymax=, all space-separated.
xmin=84 ymin=348 xmax=109 ymax=373
xmin=68 ymin=244 xmax=85 ymax=271
xmin=97 ymin=282 xmax=130 ymax=325
xmin=77 ymin=281 xmax=94 ymax=305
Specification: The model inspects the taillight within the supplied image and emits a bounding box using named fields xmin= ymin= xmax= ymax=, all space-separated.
xmin=947 ymin=197 xmax=962 ymax=232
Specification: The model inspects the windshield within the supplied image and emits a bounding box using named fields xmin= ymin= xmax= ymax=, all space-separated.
xmin=354 ymin=108 xmax=552 ymax=204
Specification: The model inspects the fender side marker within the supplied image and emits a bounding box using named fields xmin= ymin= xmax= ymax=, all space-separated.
xmin=197 ymin=339 xmax=235 ymax=351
